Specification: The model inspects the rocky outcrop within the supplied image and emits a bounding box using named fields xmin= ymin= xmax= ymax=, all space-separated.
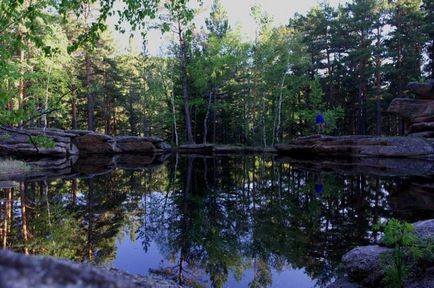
xmin=0 ymin=128 xmax=78 ymax=157
xmin=0 ymin=127 xmax=171 ymax=157
xmin=275 ymin=135 xmax=434 ymax=158
xmin=408 ymin=79 xmax=434 ymax=99
xmin=115 ymin=136 xmax=169 ymax=154
xmin=387 ymin=80 xmax=434 ymax=138
xmin=328 ymin=220 xmax=434 ymax=288
xmin=0 ymin=249 xmax=179 ymax=288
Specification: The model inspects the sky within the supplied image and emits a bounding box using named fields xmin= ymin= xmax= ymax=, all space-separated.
xmin=109 ymin=0 xmax=347 ymax=55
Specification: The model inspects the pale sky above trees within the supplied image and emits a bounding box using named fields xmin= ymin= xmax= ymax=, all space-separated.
xmin=109 ymin=0 xmax=347 ymax=55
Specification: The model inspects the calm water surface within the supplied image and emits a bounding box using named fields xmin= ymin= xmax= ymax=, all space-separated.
xmin=0 ymin=154 xmax=433 ymax=287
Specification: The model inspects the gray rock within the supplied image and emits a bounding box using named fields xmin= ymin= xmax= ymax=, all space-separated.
xmin=413 ymin=219 xmax=434 ymax=240
xmin=72 ymin=133 xmax=120 ymax=154
xmin=406 ymin=267 xmax=434 ymax=288
xmin=0 ymin=249 xmax=180 ymax=288
xmin=155 ymin=141 xmax=172 ymax=152
xmin=114 ymin=137 xmax=157 ymax=153
xmin=341 ymin=245 xmax=391 ymax=286
xmin=327 ymin=277 xmax=361 ymax=288
xmin=387 ymin=98 xmax=434 ymax=122
xmin=275 ymin=135 xmax=434 ymax=158
xmin=408 ymin=79 xmax=434 ymax=99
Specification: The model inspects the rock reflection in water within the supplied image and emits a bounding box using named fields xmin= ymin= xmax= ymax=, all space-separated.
xmin=0 ymin=155 xmax=433 ymax=287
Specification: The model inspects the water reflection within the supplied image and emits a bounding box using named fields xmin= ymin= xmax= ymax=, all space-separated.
xmin=0 ymin=155 xmax=433 ymax=287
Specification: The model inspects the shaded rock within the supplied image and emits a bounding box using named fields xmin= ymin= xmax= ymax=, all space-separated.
xmin=275 ymin=135 xmax=434 ymax=158
xmin=387 ymin=98 xmax=434 ymax=122
xmin=0 ymin=130 xmax=70 ymax=157
xmin=1 ymin=127 xmax=171 ymax=157
xmin=406 ymin=267 xmax=434 ymax=288
xmin=72 ymin=133 xmax=120 ymax=154
xmin=0 ymin=249 xmax=179 ymax=288
xmin=115 ymin=136 xmax=157 ymax=153
xmin=408 ymin=79 xmax=434 ymax=99
xmin=179 ymin=144 xmax=215 ymax=154
xmin=408 ymin=131 xmax=434 ymax=138
xmin=327 ymin=277 xmax=361 ymax=288
xmin=341 ymin=245 xmax=391 ymax=286
xmin=409 ymin=122 xmax=434 ymax=133
xmin=413 ymin=219 xmax=434 ymax=240
xmin=155 ymin=141 xmax=172 ymax=153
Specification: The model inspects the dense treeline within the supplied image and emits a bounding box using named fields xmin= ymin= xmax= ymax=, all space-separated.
xmin=1 ymin=0 xmax=433 ymax=145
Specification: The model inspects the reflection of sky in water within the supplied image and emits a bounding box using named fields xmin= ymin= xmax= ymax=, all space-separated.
xmin=114 ymin=234 xmax=315 ymax=288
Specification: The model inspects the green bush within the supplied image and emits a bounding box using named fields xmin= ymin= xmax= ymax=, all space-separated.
xmin=375 ymin=219 xmax=434 ymax=288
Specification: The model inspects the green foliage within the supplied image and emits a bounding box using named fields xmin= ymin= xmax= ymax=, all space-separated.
xmin=31 ymin=135 xmax=56 ymax=148
xmin=375 ymin=219 xmax=434 ymax=287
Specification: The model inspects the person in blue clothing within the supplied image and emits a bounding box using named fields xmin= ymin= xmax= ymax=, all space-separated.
xmin=316 ymin=113 xmax=325 ymax=134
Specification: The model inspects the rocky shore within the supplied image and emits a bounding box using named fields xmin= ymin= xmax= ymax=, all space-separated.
xmin=0 ymin=249 xmax=179 ymax=288
xmin=276 ymin=80 xmax=434 ymax=159
xmin=0 ymin=127 xmax=171 ymax=157
xmin=328 ymin=219 xmax=434 ymax=288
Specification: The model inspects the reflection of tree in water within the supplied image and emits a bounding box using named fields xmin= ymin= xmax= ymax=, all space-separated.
xmin=0 ymin=155 xmax=424 ymax=288
xmin=142 ymin=156 xmax=393 ymax=287
xmin=0 ymin=166 xmax=170 ymax=264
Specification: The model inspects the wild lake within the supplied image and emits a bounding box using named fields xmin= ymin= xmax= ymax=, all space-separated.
xmin=0 ymin=154 xmax=433 ymax=287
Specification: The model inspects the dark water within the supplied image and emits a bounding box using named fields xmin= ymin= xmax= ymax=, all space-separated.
xmin=0 ymin=154 xmax=433 ymax=287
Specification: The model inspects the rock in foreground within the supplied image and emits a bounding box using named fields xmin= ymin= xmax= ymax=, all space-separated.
xmin=328 ymin=219 xmax=434 ymax=288
xmin=0 ymin=249 xmax=179 ymax=288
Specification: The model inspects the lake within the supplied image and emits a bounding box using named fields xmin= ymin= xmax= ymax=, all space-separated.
xmin=0 ymin=154 xmax=433 ymax=287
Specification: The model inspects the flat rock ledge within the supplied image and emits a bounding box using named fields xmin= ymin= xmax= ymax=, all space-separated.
xmin=275 ymin=135 xmax=434 ymax=159
xmin=0 ymin=127 xmax=171 ymax=157
xmin=327 ymin=219 xmax=434 ymax=288
xmin=0 ymin=249 xmax=179 ymax=288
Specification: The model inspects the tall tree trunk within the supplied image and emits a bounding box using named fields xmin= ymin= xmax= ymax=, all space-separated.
xmin=375 ymin=26 xmax=382 ymax=135
xmin=357 ymin=30 xmax=367 ymax=135
xmin=203 ymin=90 xmax=213 ymax=144
xmin=274 ymin=65 xmax=287 ymax=144
xmin=71 ymin=86 xmax=77 ymax=130
xmin=178 ymin=21 xmax=194 ymax=144
xmin=85 ymin=53 xmax=94 ymax=131
xmin=84 ymin=4 xmax=94 ymax=131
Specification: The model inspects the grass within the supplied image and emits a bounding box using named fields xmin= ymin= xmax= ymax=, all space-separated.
xmin=0 ymin=160 xmax=32 ymax=176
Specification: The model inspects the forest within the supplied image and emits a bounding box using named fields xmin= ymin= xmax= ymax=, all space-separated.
xmin=1 ymin=0 xmax=434 ymax=146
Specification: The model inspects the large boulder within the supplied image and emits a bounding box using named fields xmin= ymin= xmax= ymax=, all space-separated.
xmin=387 ymin=98 xmax=434 ymax=122
xmin=341 ymin=245 xmax=391 ymax=286
xmin=0 ymin=249 xmax=179 ymax=288
xmin=115 ymin=136 xmax=160 ymax=153
xmin=72 ymin=133 xmax=120 ymax=154
xmin=408 ymin=79 xmax=434 ymax=99
xmin=413 ymin=219 xmax=434 ymax=240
